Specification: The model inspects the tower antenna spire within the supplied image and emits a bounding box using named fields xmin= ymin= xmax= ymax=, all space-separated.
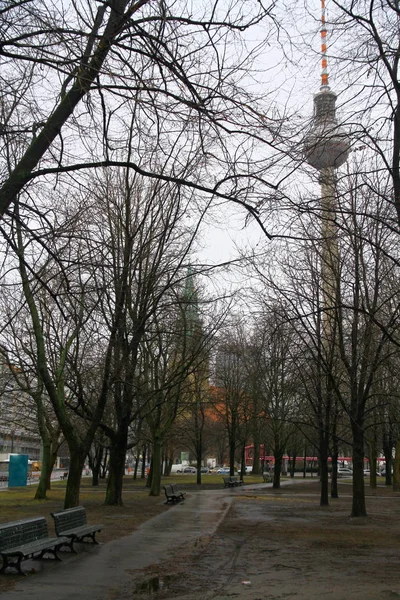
xmin=321 ymin=0 xmax=329 ymax=89
xmin=303 ymin=0 xmax=349 ymax=170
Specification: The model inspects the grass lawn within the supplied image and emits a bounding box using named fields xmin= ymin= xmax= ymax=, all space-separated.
xmin=0 ymin=473 xmax=252 ymax=543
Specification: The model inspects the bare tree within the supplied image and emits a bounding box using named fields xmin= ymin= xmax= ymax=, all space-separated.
xmin=0 ymin=0 xmax=284 ymax=232
xmin=212 ymin=323 xmax=252 ymax=475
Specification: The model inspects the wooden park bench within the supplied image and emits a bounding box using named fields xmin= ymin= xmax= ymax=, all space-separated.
xmin=223 ymin=476 xmax=244 ymax=488
xmin=163 ymin=484 xmax=186 ymax=503
xmin=0 ymin=517 xmax=70 ymax=575
xmin=51 ymin=506 xmax=103 ymax=551
xmin=262 ymin=472 xmax=272 ymax=483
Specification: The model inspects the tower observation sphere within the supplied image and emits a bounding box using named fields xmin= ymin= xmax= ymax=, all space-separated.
xmin=304 ymin=86 xmax=349 ymax=170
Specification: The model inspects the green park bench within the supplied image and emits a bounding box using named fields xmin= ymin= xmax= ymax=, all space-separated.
xmin=0 ymin=516 xmax=69 ymax=575
xmin=223 ymin=476 xmax=243 ymax=488
xmin=163 ymin=484 xmax=186 ymax=503
xmin=51 ymin=506 xmax=103 ymax=551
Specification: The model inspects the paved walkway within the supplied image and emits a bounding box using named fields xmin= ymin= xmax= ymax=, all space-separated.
xmin=0 ymin=485 xmax=247 ymax=600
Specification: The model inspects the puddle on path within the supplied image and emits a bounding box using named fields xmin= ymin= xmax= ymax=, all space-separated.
xmin=133 ymin=574 xmax=178 ymax=596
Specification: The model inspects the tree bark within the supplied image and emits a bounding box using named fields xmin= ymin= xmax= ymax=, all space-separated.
xmin=229 ymin=437 xmax=236 ymax=476
xmin=351 ymin=422 xmax=367 ymax=517
xmin=34 ymin=438 xmax=52 ymax=500
xmin=89 ymin=445 xmax=103 ymax=486
xmin=290 ymin=452 xmax=297 ymax=478
xmin=330 ymin=445 xmax=339 ymax=499
xmin=239 ymin=443 xmax=246 ymax=481
xmin=105 ymin=429 xmax=128 ymax=505
xmin=252 ymin=437 xmax=261 ymax=475
xmin=64 ymin=451 xmax=86 ymax=509
xmin=149 ymin=438 xmax=162 ymax=496
xmin=319 ymin=455 xmax=329 ymax=507
xmin=273 ymin=455 xmax=282 ymax=489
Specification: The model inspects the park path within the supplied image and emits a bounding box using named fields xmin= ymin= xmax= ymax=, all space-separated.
xmin=0 ymin=486 xmax=239 ymax=600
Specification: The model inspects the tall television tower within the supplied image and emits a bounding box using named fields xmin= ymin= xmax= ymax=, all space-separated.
xmin=303 ymin=0 xmax=349 ymax=340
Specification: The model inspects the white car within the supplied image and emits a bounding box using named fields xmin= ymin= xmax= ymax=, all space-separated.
xmin=238 ymin=465 xmax=252 ymax=474
xmin=337 ymin=467 xmax=353 ymax=477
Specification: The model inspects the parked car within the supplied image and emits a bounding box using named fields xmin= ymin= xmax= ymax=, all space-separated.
xmin=240 ymin=466 xmax=252 ymax=474
xmin=217 ymin=467 xmax=231 ymax=474
xmin=363 ymin=469 xmax=380 ymax=477
xmin=200 ymin=467 xmax=210 ymax=473
xmin=337 ymin=467 xmax=353 ymax=477
xmin=380 ymin=469 xmax=393 ymax=477
xmin=171 ymin=464 xmax=184 ymax=474
xmin=183 ymin=466 xmax=197 ymax=474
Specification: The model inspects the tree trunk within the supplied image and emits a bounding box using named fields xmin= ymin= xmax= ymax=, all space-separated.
xmin=273 ymin=455 xmax=282 ymax=489
xmin=196 ymin=430 xmax=202 ymax=485
xmin=149 ymin=438 xmax=162 ymax=496
xmin=290 ymin=452 xmax=297 ymax=478
xmin=351 ymin=422 xmax=367 ymax=517
xmin=92 ymin=468 xmax=100 ymax=486
xmin=240 ymin=443 xmax=245 ymax=481
xmin=90 ymin=447 xmax=102 ymax=486
xmin=367 ymin=434 xmax=377 ymax=490
xmin=64 ymin=451 xmax=86 ymax=508
xmin=141 ymin=446 xmax=147 ymax=479
xmin=165 ymin=456 xmax=172 ymax=477
xmin=89 ymin=444 xmax=103 ymax=486
xmin=133 ymin=455 xmax=140 ymax=479
xmin=319 ymin=456 xmax=329 ymax=506
xmin=369 ymin=456 xmax=377 ymax=490
xmin=105 ymin=431 xmax=127 ymax=506
xmin=35 ymin=439 xmax=52 ymax=500
xmin=101 ymin=448 xmax=109 ymax=479
xmin=252 ymin=437 xmax=261 ymax=475
xmin=318 ymin=421 xmax=330 ymax=506
xmin=330 ymin=447 xmax=339 ymax=499
xmin=196 ymin=455 xmax=201 ymax=485
xmin=229 ymin=436 xmax=236 ymax=476
xmin=50 ymin=446 xmax=59 ymax=489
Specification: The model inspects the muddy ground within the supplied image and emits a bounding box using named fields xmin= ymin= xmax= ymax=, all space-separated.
xmin=130 ymin=481 xmax=400 ymax=600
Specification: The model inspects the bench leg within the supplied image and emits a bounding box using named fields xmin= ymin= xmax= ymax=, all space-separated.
xmin=0 ymin=555 xmax=9 ymax=575
xmin=35 ymin=548 xmax=62 ymax=561
xmin=80 ymin=533 xmax=99 ymax=544
xmin=58 ymin=539 xmax=77 ymax=553
xmin=0 ymin=554 xmax=26 ymax=576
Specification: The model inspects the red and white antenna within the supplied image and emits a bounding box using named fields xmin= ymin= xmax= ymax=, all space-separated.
xmin=304 ymin=0 xmax=349 ymax=169
xmin=321 ymin=0 xmax=329 ymax=89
